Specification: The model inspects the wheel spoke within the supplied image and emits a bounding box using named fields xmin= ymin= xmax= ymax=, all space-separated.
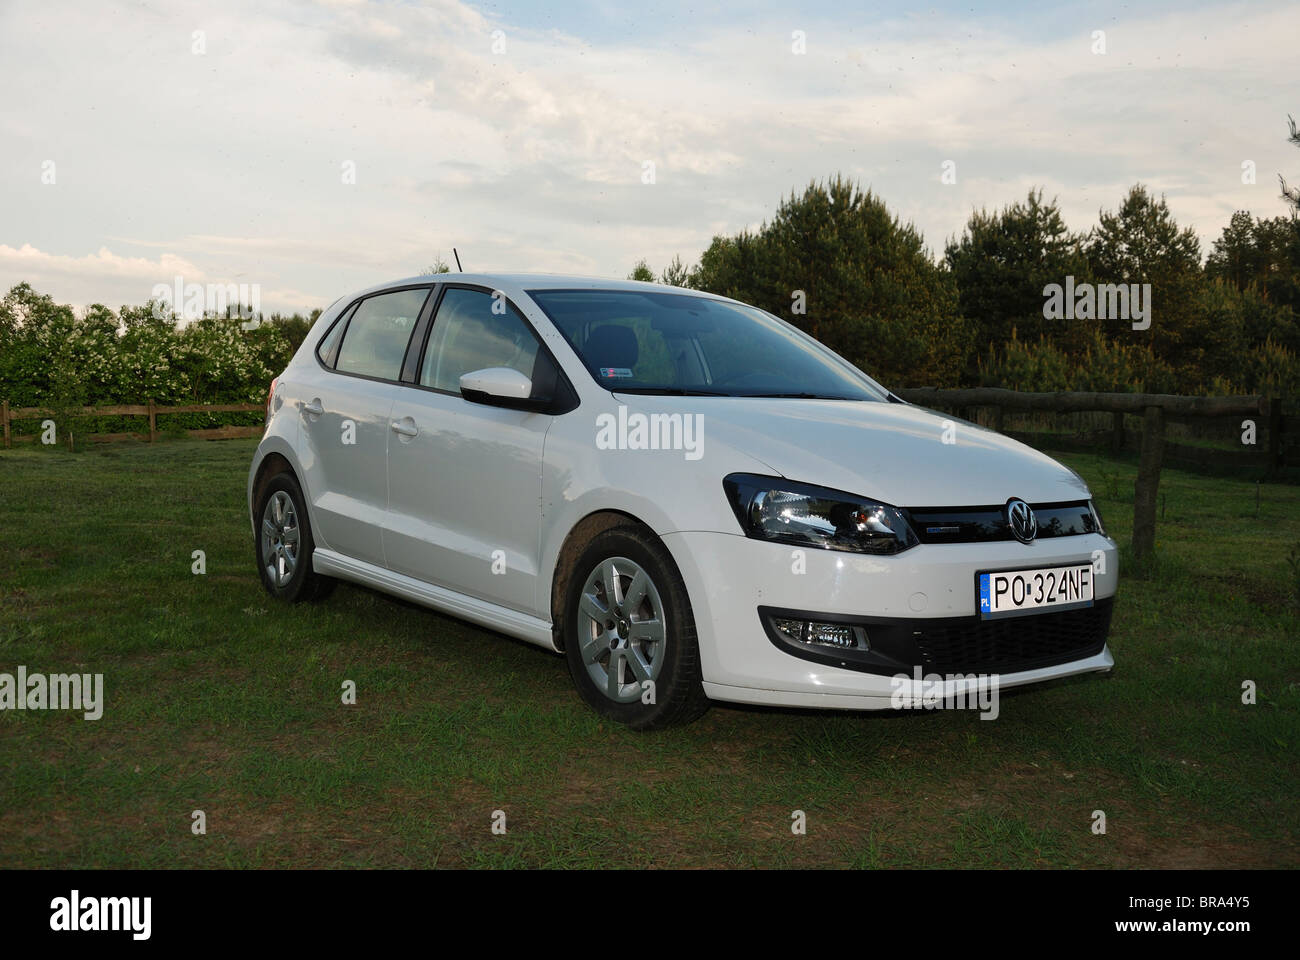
xmin=578 ymin=591 xmax=606 ymax=624
xmin=632 ymin=617 xmax=665 ymax=647
xmin=606 ymin=649 xmax=625 ymax=697
xmin=624 ymin=568 xmax=649 ymax=614
xmin=262 ymin=518 xmax=277 ymax=540
xmin=626 ymin=646 xmax=652 ymax=683
xmin=580 ymin=630 xmax=607 ymax=665
xmin=281 ymin=524 xmax=300 ymax=545
xmin=601 ymin=560 xmax=622 ymax=609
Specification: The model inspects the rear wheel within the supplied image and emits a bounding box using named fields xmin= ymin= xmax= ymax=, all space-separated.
xmin=254 ymin=471 xmax=334 ymax=602
xmin=563 ymin=526 xmax=709 ymax=729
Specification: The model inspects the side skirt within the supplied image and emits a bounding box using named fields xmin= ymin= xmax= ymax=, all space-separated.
xmin=312 ymin=548 xmax=559 ymax=652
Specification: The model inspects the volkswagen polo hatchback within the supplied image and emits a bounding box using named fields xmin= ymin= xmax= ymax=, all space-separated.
xmin=249 ymin=274 xmax=1116 ymax=728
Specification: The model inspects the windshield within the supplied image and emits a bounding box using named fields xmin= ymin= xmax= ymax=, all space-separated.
xmin=526 ymin=289 xmax=889 ymax=400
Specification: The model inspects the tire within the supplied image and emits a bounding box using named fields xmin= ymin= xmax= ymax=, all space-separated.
xmin=562 ymin=525 xmax=709 ymax=729
xmin=254 ymin=470 xmax=335 ymax=603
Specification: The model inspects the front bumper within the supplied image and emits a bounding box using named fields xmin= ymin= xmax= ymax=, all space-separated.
xmin=663 ymin=529 xmax=1118 ymax=709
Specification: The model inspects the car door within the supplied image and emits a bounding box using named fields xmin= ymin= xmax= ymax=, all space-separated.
xmin=297 ymin=286 xmax=432 ymax=568
xmin=384 ymin=285 xmax=555 ymax=616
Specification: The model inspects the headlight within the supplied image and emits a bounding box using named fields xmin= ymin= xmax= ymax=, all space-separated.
xmin=723 ymin=474 xmax=919 ymax=555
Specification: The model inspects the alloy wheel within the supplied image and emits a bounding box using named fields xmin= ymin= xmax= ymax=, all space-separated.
xmin=260 ymin=490 xmax=300 ymax=587
xmin=575 ymin=556 xmax=667 ymax=703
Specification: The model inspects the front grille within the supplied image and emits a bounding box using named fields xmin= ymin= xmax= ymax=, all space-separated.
xmin=904 ymin=500 xmax=1101 ymax=544
xmin=911 ymin=599 xmax=1112 ymax=675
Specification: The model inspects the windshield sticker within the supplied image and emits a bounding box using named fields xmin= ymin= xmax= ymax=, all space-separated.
xmin=600 ymin=367 xmax=634 ymax=379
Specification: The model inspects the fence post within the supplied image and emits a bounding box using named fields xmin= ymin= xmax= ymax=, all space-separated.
xmin=148 ymin=399 xmax=157 ymax=443
xmin=1 ymin=400 xmax=8 ymax=450
xmin=1111 ymin=411 xmax=1124 ymax=455
xmin=1132 ymin=405 xmax=1165 ymax=562
xmin=1266 ymin=397 xmax=1283 ymax=479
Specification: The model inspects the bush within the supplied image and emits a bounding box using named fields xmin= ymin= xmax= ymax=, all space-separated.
xmin=0 ymin=283 xmax=307 ymax=433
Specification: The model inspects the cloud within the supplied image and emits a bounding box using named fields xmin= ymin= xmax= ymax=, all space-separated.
xmin=0 ymin=0 xmax=1296 ymax=312
xmin=0 ymin=244 xmax=206 ymax=311
xmin=0 ymin=244 xmax=202 ymax=283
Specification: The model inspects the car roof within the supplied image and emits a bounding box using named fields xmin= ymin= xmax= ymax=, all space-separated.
xmin=356 ymin=272 xmax=734 ymax=299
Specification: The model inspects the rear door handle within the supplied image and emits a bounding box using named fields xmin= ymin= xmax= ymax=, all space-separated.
xmin=390 ymin=417 xmax=418 ymax=438
xmin=301 ymin=399 xmax=324 ymax=417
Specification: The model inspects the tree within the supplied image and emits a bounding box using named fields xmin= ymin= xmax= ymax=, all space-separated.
xmin=690 ymin=176 xmax=971 ymax=387
xmin=1086 ymin=185 xmax=1204 ymax=379
xmin=1205 ymin=210 xmax=1260 ymax=290
xmin=944 ymin=189 xmax=1089 ymax=358
xmin=688 ymin=233 xmax=765 ymax=301
xmin=1280 ymin=114 xmax=1300 ymax=216
xmin=1206 ymin=212 xmax=1300 ymax=313
xmin=422 ymin=257 xmax=452 ymax=275
xmin=659 ymin=255 xmax=692 ymax=287
xmin=627 ymin=259 xmax=655 ymax=282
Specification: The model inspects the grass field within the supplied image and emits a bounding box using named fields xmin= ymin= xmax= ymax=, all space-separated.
xmin=1 ymin=437 xmax=1297 ymax=868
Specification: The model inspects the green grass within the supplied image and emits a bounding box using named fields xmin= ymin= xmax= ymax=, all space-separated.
xmin=0 ymin=438 xmax=1297 ymax=868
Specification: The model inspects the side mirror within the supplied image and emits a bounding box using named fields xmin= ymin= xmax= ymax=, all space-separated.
xmin=459 ymin=367 xmax=541 ymax=410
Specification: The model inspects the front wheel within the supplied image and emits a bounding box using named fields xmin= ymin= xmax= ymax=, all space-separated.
xmin=563 ymin=526 xmax=709 ymax=729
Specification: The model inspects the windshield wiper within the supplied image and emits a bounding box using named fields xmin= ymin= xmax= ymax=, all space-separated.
xmin=743 ymin=392 xmax=856 ymax=400
xmin=612 ymin=387 xmax=731 ymax=396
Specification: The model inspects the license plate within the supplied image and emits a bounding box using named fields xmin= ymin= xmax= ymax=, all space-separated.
xmin=978 ymin=564 xmax=1094 ymax=619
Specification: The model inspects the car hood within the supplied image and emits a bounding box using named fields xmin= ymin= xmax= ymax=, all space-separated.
xmin=612 ymin=394 xmax=1092 ymax=507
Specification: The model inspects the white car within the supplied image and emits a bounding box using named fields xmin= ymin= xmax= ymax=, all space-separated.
xmin=248 ymin=274 xmax=1117 ymax=728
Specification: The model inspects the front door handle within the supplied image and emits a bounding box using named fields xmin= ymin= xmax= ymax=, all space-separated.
xmin=301 ymin=398 xmax=324 ymax=417
xmin=390 ymin=417 xmax=418 ymax=438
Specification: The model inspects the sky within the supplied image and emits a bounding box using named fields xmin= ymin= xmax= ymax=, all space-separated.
xmin=0 ymin=0 xmax=1296 ymax=315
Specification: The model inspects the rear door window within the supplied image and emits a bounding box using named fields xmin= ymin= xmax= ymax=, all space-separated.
xmin=334 ymin=288 xmax=430 ymax=380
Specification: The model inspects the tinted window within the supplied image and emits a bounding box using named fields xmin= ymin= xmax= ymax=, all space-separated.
xmin=314 ymin=307 xmax=350 ymax=367
xmin=335 ymin=289 xmax=428 ymax=380
xmin=528 ymin=289 xmax=887 ymax=400
xmin=421 ymin=288 xmax=540 ymax=392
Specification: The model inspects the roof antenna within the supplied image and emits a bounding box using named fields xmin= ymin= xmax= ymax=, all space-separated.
xmin=452 ymin=248 xmax=463 ymax=272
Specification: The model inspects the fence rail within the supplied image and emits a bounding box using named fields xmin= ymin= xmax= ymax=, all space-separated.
xmin=3 ymin=389 xmax=1291 ymax=563
xmin=893 ymin=387 xmax=1288 ymax=560
xmin=1 ymin=399 xmax=263 ymax=448
xmin=894 ymin=386 xmax=1271 ymax=417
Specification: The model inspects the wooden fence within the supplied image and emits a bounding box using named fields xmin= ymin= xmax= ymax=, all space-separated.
xmin=1 ymin=400 xmax=263 ymax=448
xmin=3 ymin=388 xmax=1291 ymax=562
xmin=893 ymin=388 xmax=1286 ymax=560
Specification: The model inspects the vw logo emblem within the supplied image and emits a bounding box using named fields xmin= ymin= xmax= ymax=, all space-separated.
xmin=1006 ymin=498 xmax=1038 ymax=543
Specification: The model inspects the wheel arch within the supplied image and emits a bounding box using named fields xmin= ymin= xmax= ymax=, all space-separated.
xmin=549 ymin=509 xmax=664 ymax=652
xmin=249 ymin=443 xmax=314 ymax=542
xmin=251 ymin=451 xmax=297 ymax=515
